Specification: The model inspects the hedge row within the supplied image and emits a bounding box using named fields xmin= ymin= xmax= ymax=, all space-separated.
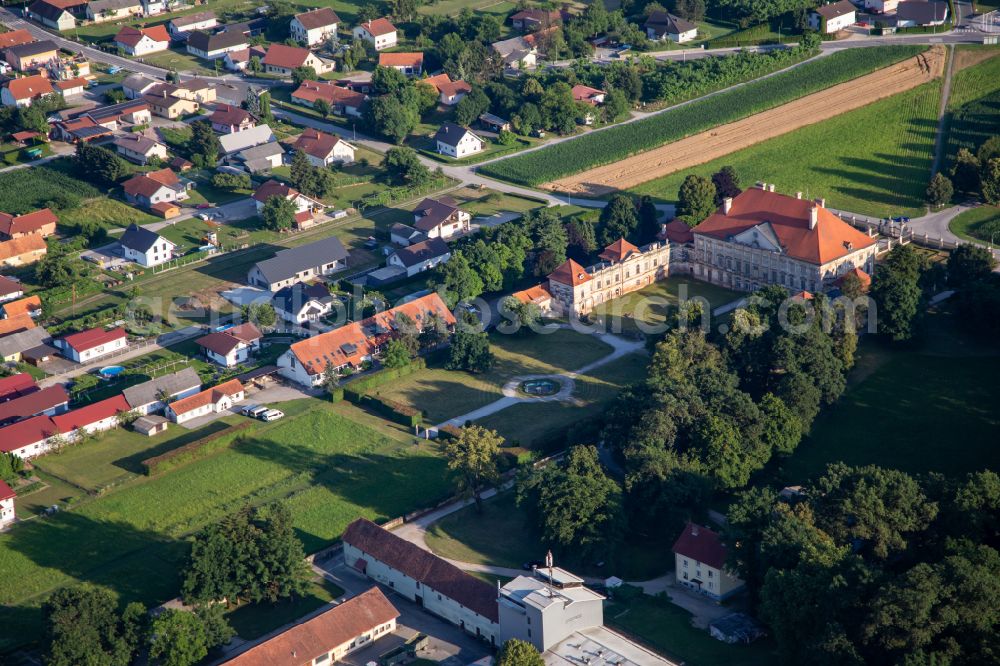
xmin=345 ymin=391 xmax=423 ymax=427
xmin=142 ymin=421 xmax=254 ymax=476
xmin=479 ymin=45 xmax=927 ymax=186
xmin=345 ymin=358 xmax=428 ymax=394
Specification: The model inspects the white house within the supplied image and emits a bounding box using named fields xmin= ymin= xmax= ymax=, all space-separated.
xmin=55 ymin=327 xmax=128 ymax=363
xmin=342 ymin=518 xmax=500 ymax=645
xmin=194 ymin=323 xmax=262 ymax=368
xmin=251 ymin=179 xmax=321 ymax=217
xmin=219 ymin=124 xmax=276 ymax=156
xmin=434 ymin=123 xmax=484 ymax=159
xmin=165 ymin=379 xmax=245 ymax=424
xmin=894 ymin=0 xmax=949 ymax=27
xmin=141 ymin=0 xmax=165 ymax=16
xmin=422 ymin=73 xmax=471 ymax=106
xmin=644 ymin=11 xmax=698 ymax=42
xmin=225 ymin=588 xmax=399 ymax=665
xmin=122 ymin=73 xmax=158 ymax=99
xmin=810 ymin=0 xmax=857 ymax=33
xmin=247 ymin=235 xmax=348 ymax=291
xmin=261 ymin=43 xmax=333 ymax=76
xmin=209 ymin=104 xmax=256 ymax=134
xmin=353 ymin=18 xmax=397 ymax=50
xmin=168 ymin=11 xmax=217 ymax=37
xmin=113 ymin=134 xmax=168 ymax=165
xmin=50 ymin=395 xmax=131 ymax=439
xmin=185 ymin=30 xmax=247 ymax=60
xmin=290 ymin=7 xmax=340 ymax=46
xmin=113 ymin=25 xmax=170 ymax=56
xmin=865 ymin=0 xmax=898 ymax=13
xmin=0 ymin=479 xmax=15 ymax=528
xmin=290 ymin=128 xmax=355 ymax=167
xmin=378 ymin=52 xmax=423 ymax=76
xmin=122 ymin=168 xmax=191 ymax=209
xmin=412 ymin=196 xmax=471 ymax=240
xmin=272 ymin=282 xmax=335 ymax=324
xmin=387 ymin=238 xmax=451 ymax=278
xmin=121 ymin=367 xmax=202 ymax=415
xmin=119 ymin=223 xmax=175 ymax=267
xmin=672 ymin=522 xmax=745 ymax=601
xmin=1 ymin=75 xmax=54 ymax=108
xmin=86 ymin=0 xmax=142 ymax=24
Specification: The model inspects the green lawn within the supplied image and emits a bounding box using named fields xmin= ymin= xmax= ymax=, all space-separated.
xmin=630 ymin=81 xmax=942 ymax=218
xmin=591 ymin=277 xmax=742 ymax=336
xmin=60 ymin=196 xmax=158 ymax=230
xmin=0 ymin=399 xmax=451 ymax=651
xmin=607 ymin=595 xmax=778 ymax=666
xmin=948 ymin=205 xmax=1000 ymax=242
xmin=943 ymin=51 xmax=1000 ymax=164
xmin=769 ymin=307 xmax=1000 ymax=484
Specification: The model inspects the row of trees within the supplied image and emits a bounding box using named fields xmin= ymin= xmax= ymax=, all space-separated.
xmin=948 ymin=135 xmax=1000 ymax=205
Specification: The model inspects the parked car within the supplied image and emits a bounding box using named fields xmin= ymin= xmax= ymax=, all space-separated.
xmin=242 ymin=405 xmax=268 ymax=418
xmin=261 ymin=409 xmax=284 ymax=422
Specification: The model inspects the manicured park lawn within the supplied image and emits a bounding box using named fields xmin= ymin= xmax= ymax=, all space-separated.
xmin=0 ymin=398 xmax=451 ymax=651
xmin=591 ymin=277 xmax=742 ymax=336
xmin=948 ymin=205 xmax=1000 ymax=243
xmin=630 ymin=81 xmax=942 ymax=218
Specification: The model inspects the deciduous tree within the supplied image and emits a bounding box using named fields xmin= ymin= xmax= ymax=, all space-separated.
xmin=676 ymin=174 xmax=717 ymax=226
xmin=444 ymin=425 xmax=502 ymax=510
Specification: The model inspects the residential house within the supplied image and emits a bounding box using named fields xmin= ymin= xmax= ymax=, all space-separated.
xmin=378 ymin=52 xmax=423 ymax=76
xmin=509 ymin=8 xmax=561 ymax=31
xmin=644 ymin=11 xmax=698 ymax=42
xmin=26 ymin=0 xmax=84 ymax=31
xmin=0 ymin=479 xmax=15 ymax=528
xmin=113 ymin=25 xmax=170 ymax=56
xmin=0 ymin=235 xmax=47 ymax=267
xmin=218 ymin=124 xmax=276 ymax=156
xmin=389 ymin=223 xmax=425 ymax=247
xmin=499 ymin=568 xmax=605 ymax=653
xmin=51 ymin=116 xmax=113 ymax=143
xmin=353 ymin=18 xmax=397 ymax=50
xmin=291 ymin=80 xmax=366 ymax=117
xmin=122 ymin=168 xmax=191 ymax=209
xmin=691 ymin=184 xmax=877 ymax=292
xmin=165 ymin=378 xmax=244 ymax=424
xmin=195 ymin=322 xmax=262 ymax=367
xmin=491 ymin=35 xmax=539 ymax=69
xmin=894 ymin=0 xmax=949 ymax=27
xmin=0 ymin=373 xmax=36 ymax=401
xmin=278 ymin=293 xmax=454 ymax=383
xmin=186 ymin=30 xmax=247 ymax=60
xmin=387 ymin=237 xmax=451 ymax=278
xmin=3 ymin=40 xmax=58 ymax=71
xmin=434 ymin=123 xmax=484 ymax=159
xmin=247 ymin=235 xmax=348 ymax=291
xmin=810 ymin=1 xmax=857 ymax=33
xmin=672 ymin=522 xmax=745 ymax=601
xmin=0 ymin=385 xmax=69 ymax=425
xmin=0 ymin=30 xmax=36 ymax=51
xmin=51 ymin=394 xmax=131 ymax=438
xmin=1 ymin=75 xmax=54 ymax=107
xmin=251 ymin=179 xmax=322 ymax=227
xmin=52 ymin=77 xmax=88 ymax=97
xmin=120 ymin=223 xmax=175 ymax=267
xmin=209 ymin=104 xmax=256 ymax=134
xmin=229 ymin=141 xmax=284 ymax=173
xmin=122 ymin=73 xmax=157 ymax=99
xmin=341 ymin=518 xmax=498 ymax=644
xmin=141 ymin=0 xmax=166 ymax=16
xmin=290 ymin=128 xmax=355 ymax=167
xmin=142 ymin=84 xmax=200 ymax=118
xmin=571 ymin=84 xmax=605 ymax=105
xmin=0 ymin=276 xmax=24 ymax=302
xmin=45 ymin=53 xmax=90 ymax=80
xmin=2 ymin=295 xmax=42 ymax=320
xmin=272 ymin=282 xmax=334 ymax=324
xmin=422 ymin=73 xmax=471 ymax=106
xmin=261 ymin=44 xmax=333 ymax=76
xmin=121 ymin=367 xmax=201 ymax=414
xmin=0 ymin=414 xmax=60 ymax=459
xmin=169 ymin=11 xmax=217 ymax=37
xmin=0 ymin=208 xmax=57 ymax=240
xmin=478 ymin=112 xmax=511 ymax=132
xmin=290 ymin=7 xmax=340 ymax=46
xmin=865 ymin=0 xmax=899 ymax=12
xmin=0 ymin=313 xmax=36 ymax=336
xmin=0 ymin=327 xmax=53 ymax=364
xmin=87 ymin=0 xmax=142 ymax=23
xmin=113 ymin=134 xmax=168 ymax=165
xmin=412 ymin=196 xmax=470 ymax=239
xmin=222 ymin=18 xmax=268 ymax=38
xmin=55 ymin=326 xmax=127 ymax=363
xmin=223 ymin=588 xmax=399 ymax=666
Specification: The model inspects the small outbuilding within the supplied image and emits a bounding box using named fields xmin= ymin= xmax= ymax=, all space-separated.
xmin=133 ymin=414 xmax=169 ymax=436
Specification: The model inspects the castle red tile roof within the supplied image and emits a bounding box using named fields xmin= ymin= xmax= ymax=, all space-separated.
xmin=548 ymin=258 xmax=591 ymax=286
xmin=836 ymin=266 xmax=871 ymax=290
xmin=51 ymin=394 xmax=130 ymax=432
xmin=225 ymin=587 xmax=398 ymax=665
xmin=672 ymin=522 xmax=727 ymax=569
xmin=693 ymin=187 xmax=876 ymax=265
xmin=344 ymin=518 xmax=499 ymax=622
xmin=599 ymin=238 xmax=641 ymax=263
xmin=58 ymin=326 xmax=126 ymax=353
xmin=659 ymin=219 xmax=694 ymax=244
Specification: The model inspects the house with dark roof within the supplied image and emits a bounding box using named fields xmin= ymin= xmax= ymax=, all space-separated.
xmin=185 ymin=29 xmax=247 ymax=59
xmin=209 ymin=104 xmax=256 ymax=134
xmin=113 ymin=133 xmax=168 ymax=165
xmin=389 ymin=223 xmax=426 ymax=247
xmin=228 ymin=141 xmax=285 ymax=174
xmin=434 ymin=123 xmax=484 ymax=159
xmin=224 ymin=587 xmax=399 ymax=665
xmin=122 ymin=367 xmax=202 ymax=415
xmin=0 ymin=276 xmax=23 ymax=303
xmin=272 ymin=283 xmax=334 ymax=324
xmin=248 ymin=236 xmax=348 ymax=291
xmin=509 ymin=8 xmax=562 ymax=30
xmin=251 ymin=179 xmax=321 ymax=228
xmin=644 ymin=11 xmax=698 ymax=42
xmin=168 ymin=10 xmax=217 ymax=36
xmin=894 ymin=0 xmax=949 ymax=27
xmin=0 ymin=326 xmax=53 ymax=364
xmin=290 ymin=128 xmax=355 ymax=167
xmin=386 ymin=237 xmax=451 ymax=278
xmin=195 ymin=323 xmax=262 ymax=367
xmin=342 ymin=518 xmax=499 ymax=644
xmin=352 ymin=18 xmax=397 ymax=50
xmin=3 ymin=39 xmax=58 ymax=71
xmin=672 ymin=522 xmax=744 ymax=601
xmin=55 ymin=326 xmax=127 ymax=363
xmin=120 ymin=223 xmax=175 ymax=268
xmin=413 ymin=196 xmax=471 ymax=240
xmin=0 ymin=384 xmax=68 ymax=425
xmin=810 ymin=0 xmax=857 ymax=33
xmin=290 ymin=7 xmax=340 ymax=46
xmin=26 ymin=0 xmax=82 ymax=31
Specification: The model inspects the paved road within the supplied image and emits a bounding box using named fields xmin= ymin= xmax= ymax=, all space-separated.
xmin=0 ymin=144 xmax=74 ymax=173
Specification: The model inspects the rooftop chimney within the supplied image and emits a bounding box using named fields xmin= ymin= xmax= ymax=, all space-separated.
xmin=768 ymin=183 xmax=776 ymax=193
xmin=809 ymin=206 xmax=818 ymax=230
xmin=723 ymin=197 xmax=733 ymax=215
xmin=815 ymin=197 xmax=826 ymax=208
xmin=756 ymin=181 xmax=766 ymax=190
xmin=796 ymin=191 xmax=803 ymax=200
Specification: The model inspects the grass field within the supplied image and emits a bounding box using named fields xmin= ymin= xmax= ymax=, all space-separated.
xmin=0 ymin=399 xmax=450 ymax=651
xmin=591 ymin=277 xmax=742 ymax=336
xmin=948 ymin=205 xmax=1000 ymax=242
xmin=629 ymin=80 xmax=942 ymax=218
xmin=943 ymin=50 xmax=1000 ymax=163
xmin=768 ymin=307 xmax=1000 ymax=484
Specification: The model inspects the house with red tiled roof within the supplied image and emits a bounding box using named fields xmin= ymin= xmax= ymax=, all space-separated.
xmin=165 ymin=378 xmax=244 ymax=424
xmin=54 ymin=326 xmax=127 ymax=363
xmin=51 ymin=394 xmax=131 ymax=437
xmin=510 ymin=8 xmax=562 ymax=31
xmin=0 ymin=29 xmax=36 ymax=51
xmin=291 ymin=80 xmax=367 ymax=117
xmin=378 ymin=51 xmax=423 ymax=76
xmin=2 ymin=295 xmax=42 ymax=320
xmin=0 ymin=235 xmax=47 ymax=267
xmin=223 ymin=587 xmax=399 ymax=665
xmin=209 ymin=103 xmax=256 ymax=134
xmin=261 ymin=43 xmax=332 ymax=76
xmin=0 ymin=373 xmax=37 ymax=402
xmin=122 ymin=168 xmax=192 ymax=209
xmin=195 ymin=323 xmax=262 ymax=367
xmin=353 ymin=18 xmax=397 ymax=50
xmin=571 ymin=84 xmax=605 ymax=106
xmin=0 ymin=74 xmax=54 ymax=108
xmin=113 ymin=25 xmax=170 ymax=56
xmin=290 ymin=7 xmax=340 ymax=46
xmin=290 ymin=128 xmax=356 ymax=167
xmin=0 ymin=478 xmax=15 ymax=528
xmin=421 ymin=73 xmax=471 ymax=106
xmin=0 ymin=384 xmax=68 ymax=425
xmin=691 ymin=183 xmax=877 ymax=293
xmin=342 ymin=518 xmax=499 ymax=643
xmin=278 ymin=293 xmax=455 ymax=385
xmin=672 ymin=522 xmax=744 ymax=601
xmin=0 ymin=414 xmax=59 ymax=459
xmin=836 ymin=266 xmax=872 ymax=293
xmin=0 ymin=208 xmax=57 ymax=240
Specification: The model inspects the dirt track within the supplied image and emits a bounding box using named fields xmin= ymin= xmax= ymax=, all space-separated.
xmin=543 ymin=46 xmax=945 ymax=196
